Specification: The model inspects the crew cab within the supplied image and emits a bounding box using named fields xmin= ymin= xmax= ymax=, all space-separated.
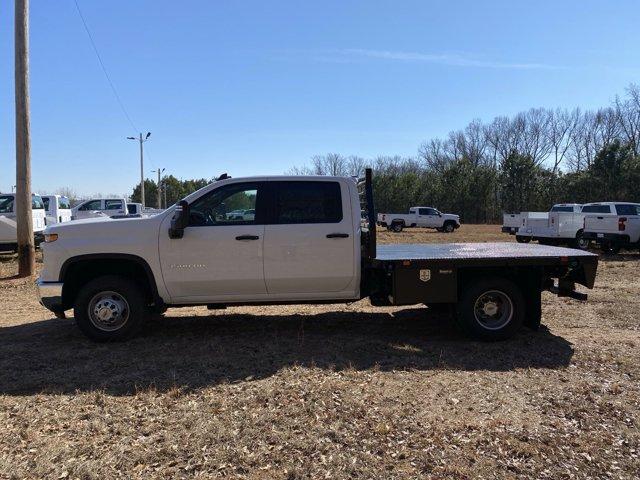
xmin=71 ymin=198 xmax=128 ymax=220
xmin=42 ymin=195 xmax=72 ymax=225
xmin=583 ymin=202 xmax=640 ymax=254
xmin=377 ymin=207 xmax=460 ymax=233
xmin=0 ymin=193 xmax=46 ymax=252
xmin=514 ymin=204 xmax=588 ymax=249
xmin=37 ymin=170 xmax=598 ymax=342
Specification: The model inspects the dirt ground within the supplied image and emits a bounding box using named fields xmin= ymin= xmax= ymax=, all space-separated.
xmin=0 ymin=225 xmax=638 ymax=479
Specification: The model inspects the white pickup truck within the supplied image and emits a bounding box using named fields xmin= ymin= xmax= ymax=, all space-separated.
xmin=514 ymin=204 xmax=589 ymax=249
xmin=71 ymin=198 xmax=128 ymax=220
xmin=583 ymin=202 xmax=640 ymax=254
xmin=0 ymin=193 xmax=47 ymax=252
xmin=377 ymin=207 xmax=460 ymax=233
xmin=42 ymin=195 xmax=72 ymax=225
xmin=37 ymin=170 xmax=598 ymax=342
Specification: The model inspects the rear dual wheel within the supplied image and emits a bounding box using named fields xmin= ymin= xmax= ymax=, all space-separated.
xmin=455 ymin=277 xmax=525 ymax=341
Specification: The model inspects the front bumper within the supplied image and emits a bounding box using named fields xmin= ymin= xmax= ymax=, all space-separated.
xmin=36 ymin=278 xmax=64 ymax=312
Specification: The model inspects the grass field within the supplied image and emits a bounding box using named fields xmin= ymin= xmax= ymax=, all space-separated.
xmin=0 ymin=225 xmax=638 ymax=479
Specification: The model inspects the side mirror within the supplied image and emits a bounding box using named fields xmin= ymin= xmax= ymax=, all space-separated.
xmin=169 ymin=200 xmax=190 ymax=239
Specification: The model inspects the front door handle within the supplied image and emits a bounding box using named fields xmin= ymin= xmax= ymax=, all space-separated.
xmin=235 ymin=235 xmax=260 ymax=241
xmin=326 ymin=233 xmax=349 ymax=238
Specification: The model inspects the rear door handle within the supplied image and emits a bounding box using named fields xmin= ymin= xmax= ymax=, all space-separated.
xmin=326 ymin=233 xmax=349 ymax=238
xmin=235 ymin=235 xmax=260 ymax=241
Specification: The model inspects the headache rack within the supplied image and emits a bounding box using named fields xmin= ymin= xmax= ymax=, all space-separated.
xmin=357 ymin=168 xmax=377 ymax=260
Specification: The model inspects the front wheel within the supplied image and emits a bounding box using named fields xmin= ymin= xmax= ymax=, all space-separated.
xmin=456 ymin=277 xmax=525 ymax=341
xmin=573 ymin=230 xmax=590 ymax=250
xmin=443 ymin=222 xmax=456 ymax=233
xmin=74 ymin=275 xmax=149 ymax=342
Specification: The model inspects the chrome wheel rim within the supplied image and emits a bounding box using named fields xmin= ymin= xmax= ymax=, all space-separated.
xmin=87 ymin=291 xmax=130 ymax=331
xmin=577 ymin=237 xmax=589 ymax=249
xmin=473 ymin=290 xmax=513 ymax=330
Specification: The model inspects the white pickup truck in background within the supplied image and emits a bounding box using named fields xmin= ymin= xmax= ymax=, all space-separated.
xmin=71 ymin=198 xmax=128 ymax=220
xmin=377 ymin=207 xmax=460 ymax=233
xmin=583 ymin=202 xmax=640 ymax=254
xmin=42 ymin=195 xmax=72 ymax=225
xmin=502 ymin=213 xmax=522 ymax=235
xmin=514 ymin=204 xmax=589 ymax=249
xmin=0 ymin=193 xmax=47 ymax=252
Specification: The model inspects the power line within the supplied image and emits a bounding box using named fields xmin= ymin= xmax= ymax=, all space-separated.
xmin=73 ymin=0 xmax=138 ymax=131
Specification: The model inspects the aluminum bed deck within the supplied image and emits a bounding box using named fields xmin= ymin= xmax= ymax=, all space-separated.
xmin=374 ymin=242 xmax=597 ymax=261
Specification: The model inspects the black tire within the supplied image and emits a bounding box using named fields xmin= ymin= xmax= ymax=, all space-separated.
xmin=391 ymin=222 xmax=404 ymax=233
xmin=443 ymin=222 xmax=456 ymax=233
xmin=515 ymin=235 xmax=531 ymax=244
xmin=455 ymin=277 xmax=525 ymax=341
xmin=572 ymin=230 xmax=590 ymax=250
xmin=73 ymin=275 xmax=149 ymax=342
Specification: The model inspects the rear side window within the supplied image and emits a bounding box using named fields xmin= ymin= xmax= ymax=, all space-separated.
xmin=582 ymin=205 xmax=612 ymax=214
xmin=105 ymin=200 xmax=123 ymax=210
xmin=42 ymin=197 xmax=50 ymax=211
xmin=273 ymin=181 xmax=342 ymax=224
xmin=551 ymin=206 xmax=574 ymax=212
xmin=615 ymin=204 xmax=640 ymax=215
xmin=419 ymin=208 xmax=438 ymax=215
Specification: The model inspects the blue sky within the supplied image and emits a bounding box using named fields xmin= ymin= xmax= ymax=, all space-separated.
xmin=1 ymin=0 xmax=639 ymax=196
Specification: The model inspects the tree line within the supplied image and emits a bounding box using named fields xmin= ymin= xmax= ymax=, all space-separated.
xmin=120 ymin=84 xmax=640 ymax=221
xmin=289 ymin=84 xmax=640 ymax=222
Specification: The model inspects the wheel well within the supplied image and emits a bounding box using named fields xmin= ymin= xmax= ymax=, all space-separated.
xmin=60 ymin=256 xmax=158 ymax=309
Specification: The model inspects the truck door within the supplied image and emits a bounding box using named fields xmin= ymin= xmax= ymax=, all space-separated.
xmin=263 ymin=180 xmax=356 ymax=295
xmin=105 ymin=199 xmax=127 ymax=216
xmin=74 ymin=199 xmax=102 ymax=219
xmin=418 ymin=208 xmax=440 ymax=228
xmin=158 ymin=182 xmax=267 ymax=300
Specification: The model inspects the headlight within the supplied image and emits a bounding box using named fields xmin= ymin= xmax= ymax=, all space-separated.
xmin=44 ymin=233 xmax=58 ymax=243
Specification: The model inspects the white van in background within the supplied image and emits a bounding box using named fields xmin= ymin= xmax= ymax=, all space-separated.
xmin=0 ymin=193 xmax=47 ymax=252
xmin=42 ymin=195 xmax=72 ymax=225
xmin=71 ymin=198 xmax=128 ymax=220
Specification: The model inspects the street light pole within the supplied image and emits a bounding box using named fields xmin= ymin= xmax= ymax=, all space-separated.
xmin=127 ymin=132 xmax=151 ymax=207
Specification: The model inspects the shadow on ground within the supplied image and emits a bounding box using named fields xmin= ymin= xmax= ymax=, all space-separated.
xmin=0 ymin=308 xmax=573 ymax=395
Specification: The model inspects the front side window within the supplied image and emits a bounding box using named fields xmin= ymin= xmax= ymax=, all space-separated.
xmin=582 ymin=205 xmax=612 ymax=214
xmin=615 ymin=204 xmax=640 ymax=215
xmin=32 ymin=195 xmax=44 ymax=210
xmin=105 ymin=200 xmax=123 ymax=210
xmin=273 ymin=181 xmax=342 ymax=224
xmin=58 ymin=197 xmax=71 ymax=209
xmin=189 ymin=183 xmax=260 ymax=226
xmin=419 ymin=208 xmax=438 ymax=216
xmin=79 ymin=200 xmax=102 ymax=211
xmin=0 ymin=195 xmax=14 ymax=214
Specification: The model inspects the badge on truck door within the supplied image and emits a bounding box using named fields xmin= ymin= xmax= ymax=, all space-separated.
xmin=419 ymin=269 xmax=431 ymax=282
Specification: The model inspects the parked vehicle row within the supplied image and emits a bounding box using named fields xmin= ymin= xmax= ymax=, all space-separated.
xmin=377 ymin=206 xmax=461 ymax=233
xmin=0 ymin=193 xmax=47 ymax=252
xmin=503 ymin=201 xmax=640 ymax=253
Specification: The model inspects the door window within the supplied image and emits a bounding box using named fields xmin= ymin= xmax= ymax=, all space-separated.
xmin=272 ymin=181 xmax=342 ymax=224
xmin=79 ymin=200 xmax=102 ymax=211
xmin=0 ymin=196 xmax=13 ymax=214
xmin=58 ymin=197 xmax=71 ymax=209
xmin=32 ymin=196 xmax=45 ymax=210
xmin=105 ymin=200 xmax=123 ymax=210
xmin=189 ymin=183 xmax=261 ymax=226
xmin=419 ymin=208 xmax=438 ymax=216
xmin=42 ymin=197 xmax=50 ymax=211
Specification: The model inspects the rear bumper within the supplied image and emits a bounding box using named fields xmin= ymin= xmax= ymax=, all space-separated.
xmin=583 ymin=232 xmax=630 ymax=244
xmin=36 ymin=278 xmax=64 ymax=311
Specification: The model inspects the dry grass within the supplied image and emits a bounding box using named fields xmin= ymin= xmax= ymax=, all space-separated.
xmin=0 ymin=225 xmax=638 ymax=479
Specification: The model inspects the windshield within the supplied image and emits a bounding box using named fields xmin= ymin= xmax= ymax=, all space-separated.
xmin=0 ymin=195 xmax=13 ymax=214
xmin=551 ymin=206 xmax=574 ymax=212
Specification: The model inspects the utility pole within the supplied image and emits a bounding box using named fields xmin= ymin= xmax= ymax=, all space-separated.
xmin=163 ymin=180 xmax=167 ymax=209
xmin=152 ymin=168 xmax=165 ymax=208
xmin=15 ymin=0 xmax=34 ymax=276
xmin=127 ymin=132 xmax=151 ymax=207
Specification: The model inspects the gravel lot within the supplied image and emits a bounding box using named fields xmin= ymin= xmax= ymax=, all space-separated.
xmin=0 ymin=225 xmax=638 ymax=479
